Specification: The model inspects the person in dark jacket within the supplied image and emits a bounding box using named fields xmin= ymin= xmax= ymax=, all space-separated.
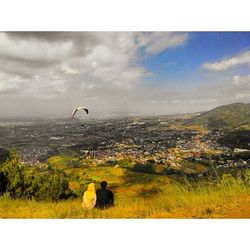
xmin=95 ymin=181 xmax=114 ymax=209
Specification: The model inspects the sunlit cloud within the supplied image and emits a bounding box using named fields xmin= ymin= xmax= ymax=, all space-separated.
xmin=202 ymin=50 xmax=250 ymax=71
xmin=0 ymin=32 xmax=249 ymax=117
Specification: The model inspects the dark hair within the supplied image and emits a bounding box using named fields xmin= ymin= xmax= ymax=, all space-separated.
xmin=101 ymin=181 xmax=107 ymax=188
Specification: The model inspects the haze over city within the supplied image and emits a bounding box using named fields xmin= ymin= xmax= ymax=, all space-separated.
xmin=0 ymin=32 xmax=250 ymax=118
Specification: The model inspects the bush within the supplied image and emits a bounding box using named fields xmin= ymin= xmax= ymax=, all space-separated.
xmin=66 ymin=158 xmax=80 ymax=168
xmin=0 ymin=150 xmax=25 ymax=198
xmin=117 ymin=159 xmax=133 ymax=168
xmin=0 ymin=150 xmax=74 ymax=201
xmin=32 ymin=171 xmax=74 ymax=201
xmin=132 ymin=162 xmax=155 ymax=174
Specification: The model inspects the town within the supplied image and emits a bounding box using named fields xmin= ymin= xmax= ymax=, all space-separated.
xmin=1 ymin=115 xmax=249 ymax=178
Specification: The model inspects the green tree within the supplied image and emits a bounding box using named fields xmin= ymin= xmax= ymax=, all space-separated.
xmin=0 ymin=150 xmax=25 ymax=198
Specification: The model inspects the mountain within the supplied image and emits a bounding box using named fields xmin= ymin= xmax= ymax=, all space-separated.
xmin=186 ymin=103 xmax=250 ymax=129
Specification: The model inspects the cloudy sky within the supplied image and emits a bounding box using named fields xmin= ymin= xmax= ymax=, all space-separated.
xmin=0 ymin=32 xmax=250 ymax=118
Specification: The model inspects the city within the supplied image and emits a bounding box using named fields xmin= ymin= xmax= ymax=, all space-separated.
xmin=1 ymin=113 xmax=249 ymax=179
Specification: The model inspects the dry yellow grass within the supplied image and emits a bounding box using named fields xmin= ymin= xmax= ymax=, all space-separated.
xmin=1 ymin=152 xmax=250 ymax=218
xmin=1 ymin=178 xmax=250 ymax=218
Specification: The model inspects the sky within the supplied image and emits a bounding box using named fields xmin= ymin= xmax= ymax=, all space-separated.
xmin=0 ymin=32 xmax=250 ymax=118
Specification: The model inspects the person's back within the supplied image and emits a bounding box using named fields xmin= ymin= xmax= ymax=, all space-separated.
xmin=82 ymin=183 xmax=97 ymax=210
xmin=95 ymin=181 xmax=114 ymax=209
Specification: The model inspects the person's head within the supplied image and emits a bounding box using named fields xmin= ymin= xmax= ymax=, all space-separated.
xmin=87 ymin=183 xmax=95 ymax=192
xmin=101 ymin=181 xmax=107 ymax=189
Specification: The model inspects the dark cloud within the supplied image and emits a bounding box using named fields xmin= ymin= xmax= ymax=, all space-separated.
xmin=6 ymin=32 xmax=79 ymax=42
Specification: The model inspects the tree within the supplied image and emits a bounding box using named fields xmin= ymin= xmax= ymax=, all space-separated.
xmin=0 ymin=150 xmax=74 ymax=201
xmin=0 ymin=150 xmax=25 ymax=198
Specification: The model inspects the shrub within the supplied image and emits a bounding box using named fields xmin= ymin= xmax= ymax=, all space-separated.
xmin=0 ymin=150 xmax=25 ymax=198
xmin=117 ymin=159 xmax=133 ymax=168
xmin=0 ymin=150 xmax=74 ymax=201
xmin=132 ymin=161 xmax=155 ymax=174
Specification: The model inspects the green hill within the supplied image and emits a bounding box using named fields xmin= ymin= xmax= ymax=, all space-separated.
xmin=186 ymin=103 xmax=250 ymax=129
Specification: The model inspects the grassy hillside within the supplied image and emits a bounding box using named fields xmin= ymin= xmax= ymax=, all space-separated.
xmin=1 ymin=172 xmax=250 ymax=218
xmin=186 ymin=103 xmax=250 ymax=129
xmin=1 ymin=152 xmax=250 ymax=218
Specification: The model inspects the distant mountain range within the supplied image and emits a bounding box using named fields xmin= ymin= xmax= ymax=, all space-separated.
xmin=186 ymin=103 xmax=250 ymax=129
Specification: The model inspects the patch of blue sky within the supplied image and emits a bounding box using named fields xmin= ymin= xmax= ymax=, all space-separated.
xmin=143 ymin=32 xmax=250 ymax=86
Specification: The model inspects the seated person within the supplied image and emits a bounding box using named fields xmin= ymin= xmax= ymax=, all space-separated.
xmin=82 ymin=183 xmax=96 ymax=210
xmin=95 ymin=181 xmax=114 ymax=209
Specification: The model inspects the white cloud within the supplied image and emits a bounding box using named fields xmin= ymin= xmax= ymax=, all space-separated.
xmin=61 ymin=65 xmax=79 ymax=75
xmin=171 ymin=99 xmax=182 ymax=104
xmin=0 ymin=32 xmax=191 ymax=116
xmin=137 ymin=32 xmax=188 ymax=55
xmin=81 ymin=82 xmax=97 ymax=89
xmin=0 ymin=33 xmax=75 ymax=63
xmin=232 ymin=74 xmax=250 ymax=87
xmin=235 ymin=93 xmax=250 ymax=99
xmin=188 ymin=98 xmax=217 ymax=104
xmin=0 ymin=71 xmax=23 ymax=93
xmin=202 ymin=50 xmax=250 ymax=71
xmin=233 ymin=75 xmax=240 ymax=85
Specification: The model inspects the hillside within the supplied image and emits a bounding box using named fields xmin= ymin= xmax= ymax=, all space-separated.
xmin=1 ymin=153 xmax=250 ymax=218
xmin=186 ymin=103 xmax=250 ymax=129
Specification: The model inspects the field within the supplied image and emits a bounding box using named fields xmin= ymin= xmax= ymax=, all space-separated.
xmin=1 ymin=153 xmax=250 ymax=218
xmin=1 ymin=182 xmax=250 ymax=218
